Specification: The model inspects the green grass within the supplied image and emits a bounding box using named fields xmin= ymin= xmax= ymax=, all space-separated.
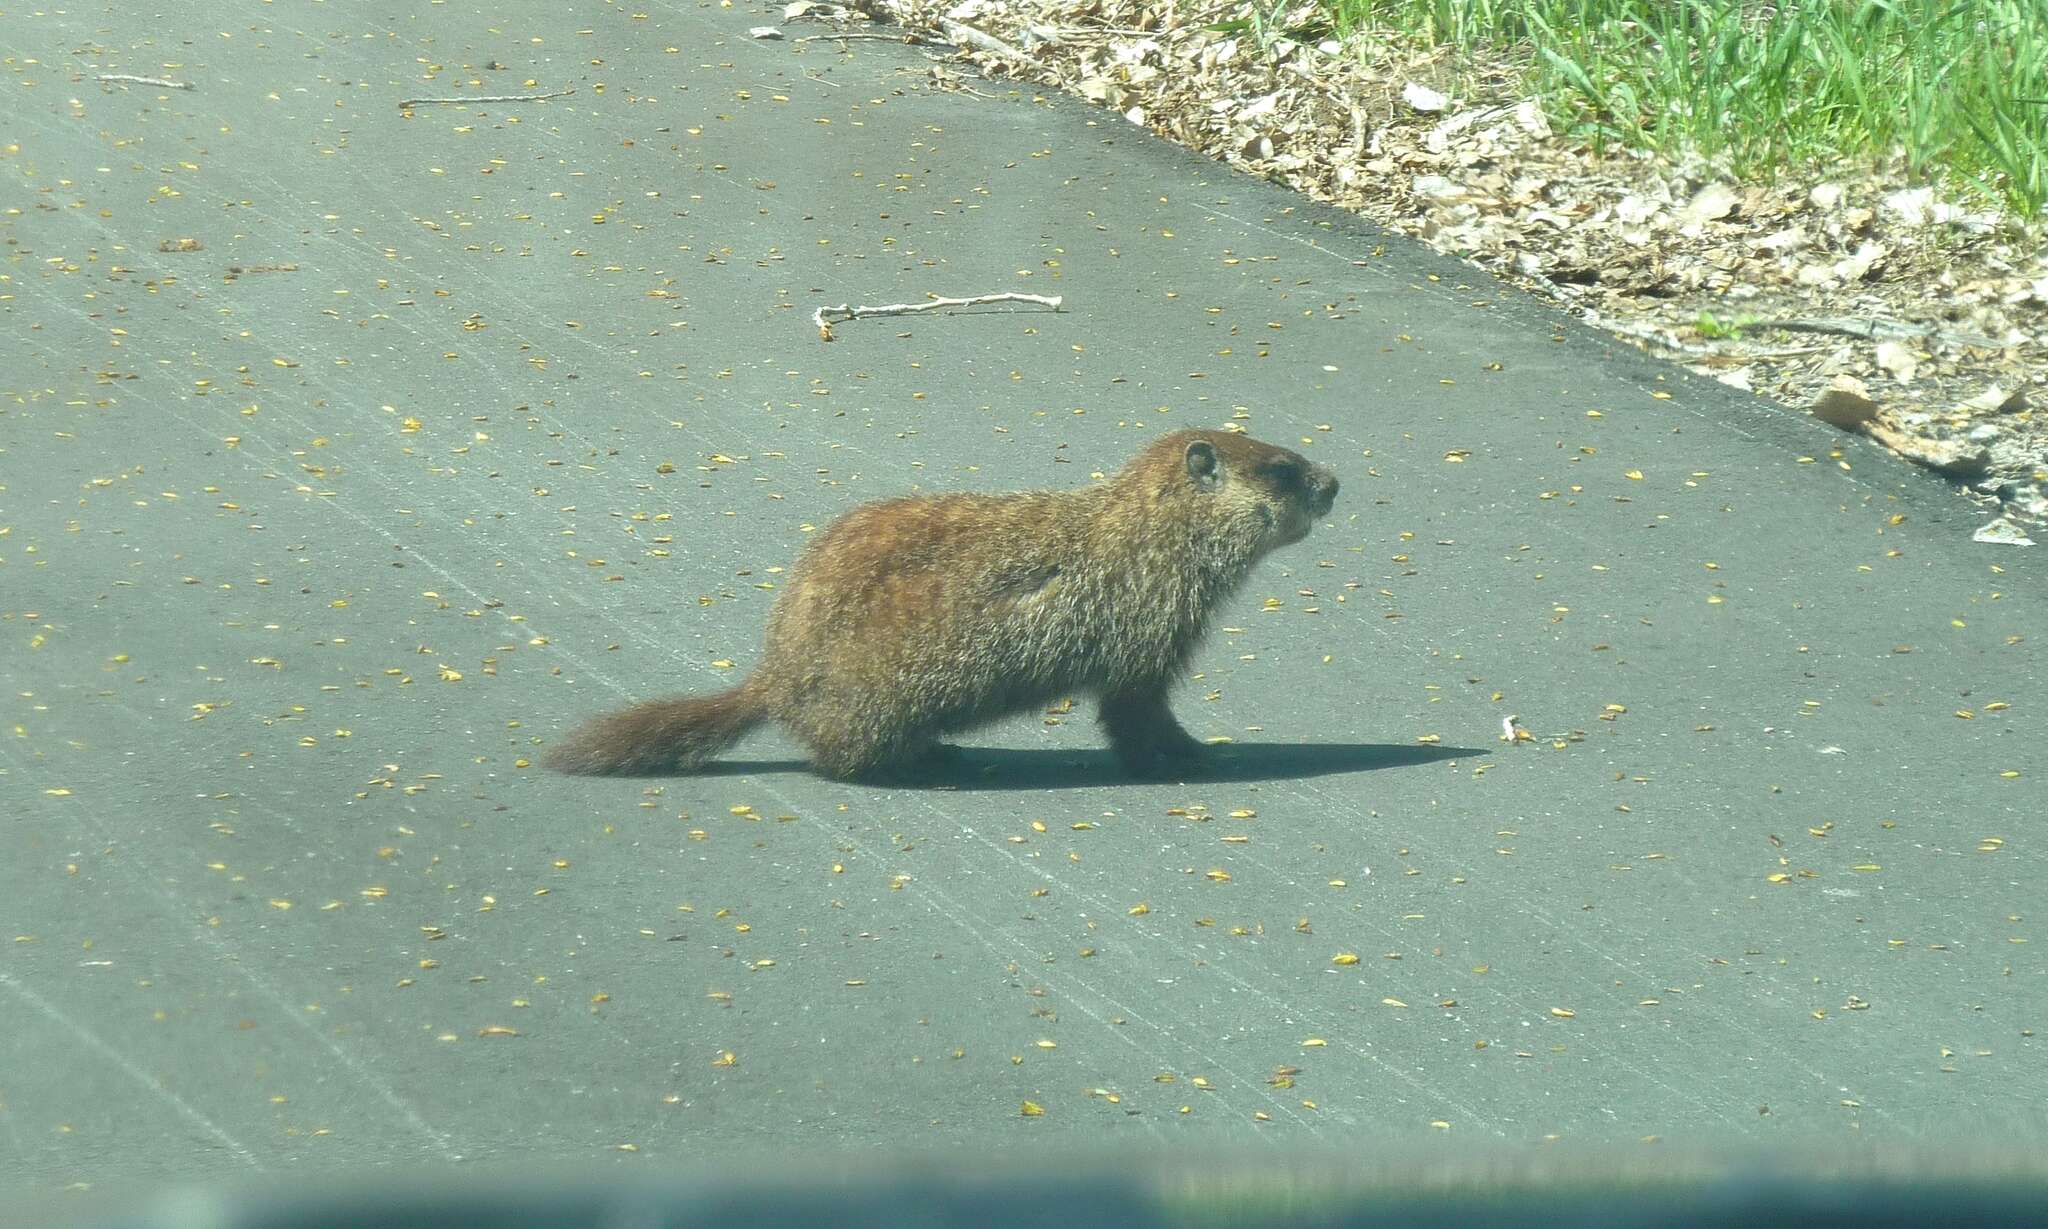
xmin=1312 ymin=0 xmax=2048 ymax=217
xmin=1692 ymin=309 xmax=1761 ymax=339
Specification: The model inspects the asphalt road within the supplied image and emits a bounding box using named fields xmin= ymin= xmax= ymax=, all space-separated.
xmin=2 ymin=0 xmax=2042 ymax=1202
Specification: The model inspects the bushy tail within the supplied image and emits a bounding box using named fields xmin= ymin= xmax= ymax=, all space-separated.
xmin=543 ymin=681 xmax=767 ymax=776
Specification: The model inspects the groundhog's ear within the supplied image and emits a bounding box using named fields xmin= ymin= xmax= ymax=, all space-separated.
xmin=1184 ymin=439 xmax=1221 ymax=490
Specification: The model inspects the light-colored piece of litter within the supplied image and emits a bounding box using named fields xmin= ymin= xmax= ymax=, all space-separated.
xmin=1972 ymin=517 xmax=2036 ymax=546
xmin=398 ymin=88 xmax=574 ymax=109
xmin=749 ymin=25 xmax=785 ymax=38
xmin=96 ymin=73 xmax=193 ymax=90
xmin=1500 ymin=716 xmax=1533 ymax=744
xmin=812 ymin=292 xmax=1062 ymax=341
xmin=1401 ymin=81 xmax=1448 ymax=112
xmin=1874 ymin=339 xmax=1918 ymax=385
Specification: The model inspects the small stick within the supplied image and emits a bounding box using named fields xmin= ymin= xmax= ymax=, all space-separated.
xmin=812 ymin=292 xmax=1063 ymax=340
xmin=95 ymin=73 xmax=193 ymax=90
xmin=934 ymin=17 xmax=1029 ymax=63
xmin=796 ymin=31 xmax=933 ymax=43
xmin=399 ymin=87 xmax=574 ymax=109
xmin=1730 ymin=316 xmax=2008 ymax=349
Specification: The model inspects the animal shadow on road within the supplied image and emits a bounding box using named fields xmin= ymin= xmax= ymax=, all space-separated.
xmin=697 ymin=742 xmax=1484 ymax=790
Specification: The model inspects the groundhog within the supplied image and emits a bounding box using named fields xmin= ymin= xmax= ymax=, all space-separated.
xmin=544 ymin=429 xmax=1339 ymax=781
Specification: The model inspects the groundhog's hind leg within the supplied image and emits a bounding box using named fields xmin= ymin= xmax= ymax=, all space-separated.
xmin=806 ymin=731 xmax=953 ymax=782
xmin=1100 ymin=685 xmax=1209 ymax=778
xmin=788 ymin=703 xmax=945 ymax=782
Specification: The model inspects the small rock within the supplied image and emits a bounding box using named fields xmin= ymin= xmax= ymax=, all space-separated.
xmin=1972 ymin=517 xmax=2036 ymax=546
xmin=1811 ymin=376 xmax=1879 ymax=429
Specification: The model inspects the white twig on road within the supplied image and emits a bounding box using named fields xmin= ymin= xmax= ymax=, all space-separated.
xmin=812 ymin=292 xmax=1063 ymax=340
xmin=795 ymin=31 xmax=932 ymax=43
xmin=95 ymin=73 xmax=193 ymax=90
xmin=933 ymin=17 xmax=1028 ymax=62
xmin=399 ymin=88 xmax=574 ymax=109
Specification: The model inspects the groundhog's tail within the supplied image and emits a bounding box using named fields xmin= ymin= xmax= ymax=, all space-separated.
xmin=542 ymin=681 xmax=768 ymax=776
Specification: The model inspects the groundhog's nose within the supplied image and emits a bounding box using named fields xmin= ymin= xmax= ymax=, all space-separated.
xmin=1308 ymin=464 xmax=1339 ymax=515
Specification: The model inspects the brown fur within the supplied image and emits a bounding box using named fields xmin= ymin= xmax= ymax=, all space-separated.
xmin=544 ymin=429 xmax=1339 ymax=781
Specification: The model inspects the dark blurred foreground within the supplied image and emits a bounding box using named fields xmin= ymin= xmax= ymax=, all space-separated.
xmin=45 ymin=1151 xmax=2048 ymax=1229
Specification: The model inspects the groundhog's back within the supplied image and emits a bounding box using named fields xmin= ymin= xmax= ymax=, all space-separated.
xmin=759 ymin=487 xmax=1110 ymax=708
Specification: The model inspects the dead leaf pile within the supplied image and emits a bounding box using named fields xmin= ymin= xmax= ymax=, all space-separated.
xmin=837 ymin=0 xmax=2048 ymax=531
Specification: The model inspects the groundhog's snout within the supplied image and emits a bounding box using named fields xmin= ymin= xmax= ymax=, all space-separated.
xmin=1307 ymin=464 xmax=1339 ymax=517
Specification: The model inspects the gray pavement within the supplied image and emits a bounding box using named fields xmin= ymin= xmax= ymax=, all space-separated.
xmin=2 ymin=0 xmax=2042 ymax=1200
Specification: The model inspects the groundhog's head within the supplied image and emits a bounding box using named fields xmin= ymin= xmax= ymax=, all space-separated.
xmin=1173 ymin=430 xmax=1339 ymax=553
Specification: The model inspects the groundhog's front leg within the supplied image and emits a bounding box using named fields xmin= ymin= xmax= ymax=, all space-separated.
xmin=1100 ymin=686 xmax=1209 ymax=778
